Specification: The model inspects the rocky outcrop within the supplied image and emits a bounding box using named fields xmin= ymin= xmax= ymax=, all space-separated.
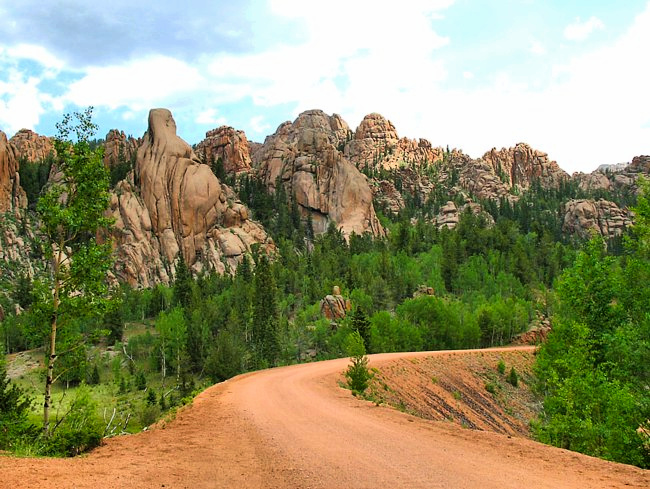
xmin=0 ymin=131 xmax=27 ymax=213
xmin=253 ymin=110 xmax=384 ymax=237
xmin=562 ymin=199 xmax=632 ymax=240
xmin=108 ymin=108 xmax=273 ymax=286
xmin=0 ymin=131 xmax=36 ymax=303
xmin=574 ymin=171 xmax=612 ymax=192
xmin=108 ymin=179 xmax=170 ymax=287
xmin=482 ymin=143 xmax=569 ymax=191
xmin=103 ymin=129 xmax=138 ymax=168
xmin=320 ymin=286 xmax=350 ymax=320
xmin=435 ymin=200 xmax=494 ymax=230
xmin=454 ymin=151 xmax=513 ymax=202
xmin=513 ymin=325 xmax=551 ymax=345
xmin=345 ymin=113 xmax=443 ymax=171
xmin=9 ymin=129 xmax=54 ymax=162
xmin=373 ymin=180 xmax=405 ymax=214
xmin=196 ymin=126 xmax=252 ymax=174
xmin=628 ymin=155 xmax=650 ymax=174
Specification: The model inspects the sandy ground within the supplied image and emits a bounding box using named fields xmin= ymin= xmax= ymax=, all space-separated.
xmin=1 ymin=346 xmax=648 ymax=489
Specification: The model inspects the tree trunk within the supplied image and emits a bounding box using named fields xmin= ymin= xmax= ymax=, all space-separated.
xmin=44 ymin=245 xmax=63 ymax=436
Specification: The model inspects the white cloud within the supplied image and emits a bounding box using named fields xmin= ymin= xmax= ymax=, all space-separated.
xmin=6 ymin=43 xmax=64 ymax=71
xmin=463 ymin=71 xmax=474 ymax=79
xmin=564 ymin=16 xmax=604 ymax=42
xmin=65 ymin=56 xmax=203 ymax=110
xmin=0 ymin=68 xmax=48 ymax=135
xmin=530 ymin=40 xmax=546 ymax=55
xmin=195 ymin=108 xmax=226 ymax=126
xmin=249 ymin=115 xmax=271 ymax=134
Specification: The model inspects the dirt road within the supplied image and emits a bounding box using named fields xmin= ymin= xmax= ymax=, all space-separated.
xmin=1 ymin=347 xmax=648 ymax=488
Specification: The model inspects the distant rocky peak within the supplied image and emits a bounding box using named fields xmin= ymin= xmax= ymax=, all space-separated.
xmin=195 ymin=125 xmax=252 ymax=174
xmin=346 ymin=112 xmax=443 ymax=171
xmin=482 ymin=142 xmax=568 ymax=190
xmin=9 ymin=129 xmax=54 ymax=163
xmin=354 ymin=113 xmax=399 ymax=142
xmin=103 ymin=129 xmax=138 ymax=168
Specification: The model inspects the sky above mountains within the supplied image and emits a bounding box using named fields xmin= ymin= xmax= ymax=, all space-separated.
xmin=0 ymin=0 xmax=648 ymax=173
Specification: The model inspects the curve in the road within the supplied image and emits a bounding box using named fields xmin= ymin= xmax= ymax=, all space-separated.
xmin=1 ymin=346 xmax=648 ymax=489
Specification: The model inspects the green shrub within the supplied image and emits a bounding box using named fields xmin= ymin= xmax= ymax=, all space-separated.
xmin=497 ymin=359 xmax=506 ymax=375
xmin=0 ymin=361 xmax=38 ymax=451
xmin=344 ymin=331 xmax=372 ymax=394
xmin=45 ymin=385 xmax=103 ymax=456
xmin=139 ymin=403 xmax=161 ymax=427
xmin=507 ymin=367 xmax=519 ymax=387
xmin=485 ymin=382 xmax=497 ymax=394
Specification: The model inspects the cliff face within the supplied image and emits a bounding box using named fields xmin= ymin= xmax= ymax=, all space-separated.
xmin=0 ymin=131 xmax=36 ymax=306
xmin=252 ymin=110 xmax=384 ymax=237
xmin=108 ymin=108 xmax=273 ymax=286
xmin=0 ymin=131 xmax=27 ymax=213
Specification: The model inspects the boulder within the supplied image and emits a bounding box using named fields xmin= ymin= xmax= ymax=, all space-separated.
xmin=320 ymin=285 xmax=350 ymax=320
xmin=435 ymin=200 xmax=494 ymax=230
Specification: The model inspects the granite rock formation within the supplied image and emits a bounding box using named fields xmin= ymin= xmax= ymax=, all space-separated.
xmin=253 ymin=110 xmax=384 ymax=237
xmin=482 ymin=143 xmax=569 ymax=191
xmin=103 ymin=129 xmax=139 ymax=168
xmin=562 ymin=199 xmax=632 ymax=240
xmin=108 ymin=108 xmax=273 ymax=286
xmin=9 ymin=129 xmax=54 ymax=163
xmin=0 ymin=131 xmax=27 ymax=213
xmin=320 ymin=286 xmax=350 ymax=320
xmin=196 ymin=126 xmax=252 ymax=174
xmin=345 ymin=113 xmax=443 ymax=171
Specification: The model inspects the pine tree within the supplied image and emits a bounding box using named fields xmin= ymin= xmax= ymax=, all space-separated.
xmin=351 ymin=307 xmax=371 ymax=353
xmin=251 ymin=255 xmax=279 ymax=368
xmin=0 ymin=351 xmax=37 ymax=450
xmin=173 ymin=254 xmax=193 ymax=309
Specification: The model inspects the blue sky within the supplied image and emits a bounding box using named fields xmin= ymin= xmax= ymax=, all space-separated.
xmin=0 ymin=0 xmax=648 ymax=173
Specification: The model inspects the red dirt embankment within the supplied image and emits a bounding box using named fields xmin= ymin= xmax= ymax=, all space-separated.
xmin=1 ymin=347 xmax=648 ymax=488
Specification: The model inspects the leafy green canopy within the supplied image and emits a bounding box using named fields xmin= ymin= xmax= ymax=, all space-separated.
xmin=533 ymin=184 xmax=650 ymax=468
xmin=34 ymin=107 xmax=115 ymax=437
